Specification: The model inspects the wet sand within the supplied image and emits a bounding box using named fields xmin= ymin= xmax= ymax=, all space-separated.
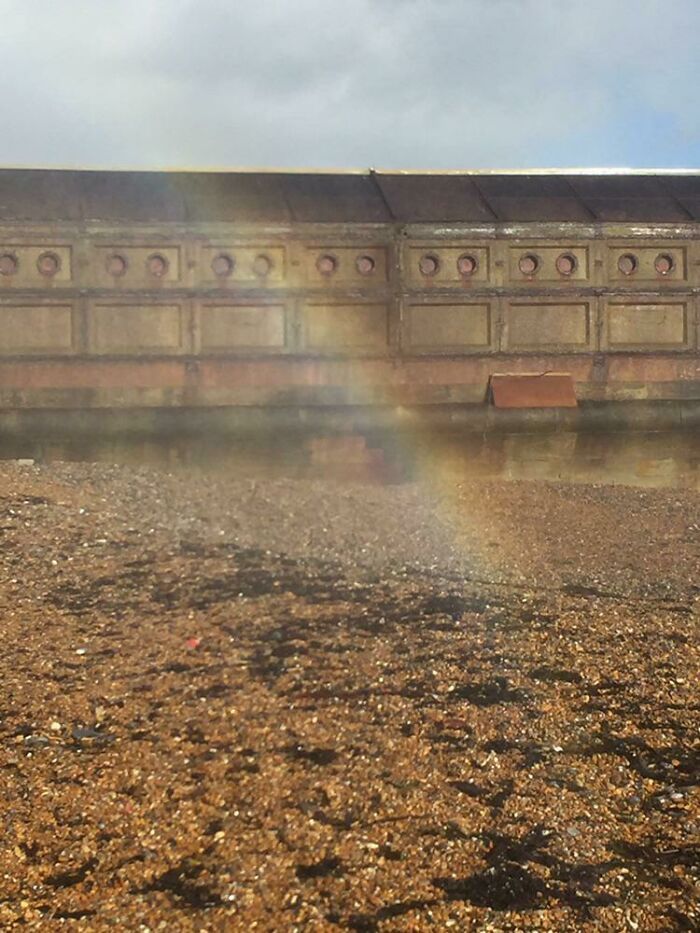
xmin=0 ymin=461 xmax=698 ymax=930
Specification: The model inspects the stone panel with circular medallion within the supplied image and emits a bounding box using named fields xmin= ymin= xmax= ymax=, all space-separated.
xmin=199 ymin=245 xmax=285 ymax=285
xmin=507 ymin=246 xmax=589 ymax=282
xmin=406 ymin=246 xmax=490 ymax=286
xmin=91 ymin=246 xmax=181 ymax=287
xmin=304 ymin=247 xmax=387 ymax=285
xmin=0 ymin=246 xmax=72 ymax=287
xmin=607 ymin=246 xmax=687 ymax=282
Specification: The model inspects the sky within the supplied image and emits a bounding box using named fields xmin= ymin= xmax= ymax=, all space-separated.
xmin=0 ymin=0 xmax=698 ymax=171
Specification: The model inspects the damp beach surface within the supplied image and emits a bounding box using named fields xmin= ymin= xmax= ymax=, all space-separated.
xmin=0 ymin=460 xmax=698 ymax=930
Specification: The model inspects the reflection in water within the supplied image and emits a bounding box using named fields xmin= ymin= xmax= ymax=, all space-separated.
xmin=0 ymin=429 xmax=699 ymax=490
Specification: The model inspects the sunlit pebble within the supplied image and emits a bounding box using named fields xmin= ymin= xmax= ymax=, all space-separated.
xmin=75 ymin=648 xmax=87 ymax=656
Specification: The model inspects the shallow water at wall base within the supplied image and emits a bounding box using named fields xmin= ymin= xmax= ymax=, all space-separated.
xmin=1 ymin=428 xmax=699 ymax=491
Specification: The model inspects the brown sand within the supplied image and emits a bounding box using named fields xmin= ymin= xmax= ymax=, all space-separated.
xmin=0 ymin=462 xmax=697 ymax=930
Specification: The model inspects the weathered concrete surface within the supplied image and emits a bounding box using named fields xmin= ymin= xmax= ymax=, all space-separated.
xmin=0 ymin=168 xmax=698 ymax=416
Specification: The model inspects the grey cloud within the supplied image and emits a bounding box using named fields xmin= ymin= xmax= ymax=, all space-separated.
xmin=0 ymin=0 xmax=696 ymax=168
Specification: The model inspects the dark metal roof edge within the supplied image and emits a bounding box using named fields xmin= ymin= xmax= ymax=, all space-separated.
xmin=1 ymin=168 xmax=700 ymax=224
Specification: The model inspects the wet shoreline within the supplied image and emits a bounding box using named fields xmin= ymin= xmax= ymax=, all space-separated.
xmin=0 ymin=426 xmax=699 ymax=491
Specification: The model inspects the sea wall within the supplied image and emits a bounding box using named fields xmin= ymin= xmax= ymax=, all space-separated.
xmin=0 ymin=169 xmax=698 ymax=416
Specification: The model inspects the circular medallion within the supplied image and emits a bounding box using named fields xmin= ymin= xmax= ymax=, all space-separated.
xmin=253 ymin=254 xmax=272 ymax=277
xmin=518 ymin=253 xmax=539 ymax=276
xmin=106 ymin=254 xmax=127 ymax=277
xmin=147 ymin=253 xmax=169 ymax=278
xmin=37 ymin=252 xmax=60 ymax=277
xmin=555 ymin=253 xmax=577 ymax=276
xmin=457 ymin=253 xmax=478 ymax=277
xmin=418 ymin=254 xmax=440 ymax=277
xmin=211 ymin=253 xmax=234 ymax=277
xmin=654 ymin=253 xmax=674 ymax=276
xmin=316 ymin=254 xmax=337 ymax=276
xmin=617 ymin=253 xmax=638 ymax=276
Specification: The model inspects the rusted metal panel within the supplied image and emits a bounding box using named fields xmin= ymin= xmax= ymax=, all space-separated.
xmin=489 ymin=372 xmax=578 ymax=408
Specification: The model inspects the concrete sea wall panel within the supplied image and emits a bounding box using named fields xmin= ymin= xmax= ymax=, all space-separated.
xmin=198 ymin=245 xmax=286 ymax=286
xmin=604 ymin=302 xmax=690 ymax=350
xmin=0 ymin=245 xmax=73 ymax=288
xmin=0 ymin=304 xmax=74 ymax=354
xmin=90 ymin=304 xmax=186 ymax=355
xmin=507 ymin=246 xmax=590 ymax=283
xmin=406 ymin=246 xmax=491 ymax=286
xmin=303 ymin=246 xmax=388 ymax=285
xmin=405 ymin=303 xmax=492 ymax=352
xmin=304 ymin=303 xmax=390 ymax=351
xmin=199 ymin=304 xmax=286 ymax=351
xmin=0 ymin=169 xmax=697 ymax=410
xmin=607 ymin=245 xmax=688 ymax=283
xmin=504 ymin=302 xmax=593 ymax=351
xmin=91 ymin=245 xmax=182 ymax=288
